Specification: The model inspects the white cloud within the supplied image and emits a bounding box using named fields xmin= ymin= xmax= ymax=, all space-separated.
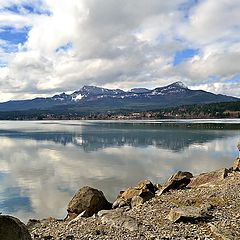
xmin=191 ymin=82 xmax=240 ymax=98
xmin=0 ymin=0 xmax=239 ymax=101
xmin=180 ymin=0 xmax=240 ymax=45
xmin=175 ymin=0 xmax=240 ymax=90
xmin=0 ymin=12 xmax=31 ymax=28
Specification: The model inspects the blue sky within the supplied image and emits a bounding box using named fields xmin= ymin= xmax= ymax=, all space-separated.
xmin=173 ymin=48 xmax=199 ymax=66
xmin=0 ymin=0 xmax=240 ymax=101
xmin=0 ymin=26 xmax=28 ymax=45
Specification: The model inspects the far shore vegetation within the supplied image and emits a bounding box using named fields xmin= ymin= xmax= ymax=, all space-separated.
xmin=0 ymin=101 xmax=239 ymax=121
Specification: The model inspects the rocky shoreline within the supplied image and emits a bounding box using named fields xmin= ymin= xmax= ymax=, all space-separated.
xmin=1 ymin=158 xmax=240 ymax=240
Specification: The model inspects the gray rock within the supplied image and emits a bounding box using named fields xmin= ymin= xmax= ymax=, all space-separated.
xmin=187 ymin=168 xmax=228 ymax=188
xmin=98 ymin=209 xmax=140 ymax=231
xmin=0 ymin=215 xmax=32 ymax=240
xmin=112 ymin=198 xmax=128 ymax=209
xmin=97 ymin=209 xmax=115 ymax=217
xmin=167 ymin=206 xmax=210 ymax=223
xmin=67 ymin=186 xmax=112 ymax=217
xmin=158 ymin=171 xmax=193 ymax=195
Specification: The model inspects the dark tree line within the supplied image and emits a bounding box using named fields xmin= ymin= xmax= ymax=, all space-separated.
xmin=0 ymin=101 xmax=239 ymax=120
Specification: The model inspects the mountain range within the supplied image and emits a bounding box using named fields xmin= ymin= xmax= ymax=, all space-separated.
xmin=0 ymin=81 xmax=239 ymax=112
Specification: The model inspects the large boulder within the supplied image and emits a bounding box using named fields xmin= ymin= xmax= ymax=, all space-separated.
xmin=121 ymin=187 xmax=139 ymax=204
xmin=0 ymin=215 xmax=32 ymax=240
xmin=167 ymin=206 xmax=210 ymax=223
xmin=135 ymin=179 xmax=156 ymax=193
xmin=131 ymin=189 xmax=155 ymax=207
xmin=157 ymin=171 xmax=193 ymax=195
xmin=67 ymin=186 xmax=112 ymax=218
xmin=113 ymin=179 xmax=156 ymax=208
xmin=233 ymin=158 xmax=240 ymax=171
xmin=187 ymin=168 xmax=228 ymax=188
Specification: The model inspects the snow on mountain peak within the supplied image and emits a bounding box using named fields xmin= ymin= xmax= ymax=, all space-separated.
xmin=172 ymin=81 xmax=188 ymax=88
xmin=130 ymin=88 xmax=150 ymax=94
xmin=74 ymin=94 xmax=83 ymax=100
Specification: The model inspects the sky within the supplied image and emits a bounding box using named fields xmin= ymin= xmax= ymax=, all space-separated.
xmin=0 ymin=0 xmax=240 ymax=101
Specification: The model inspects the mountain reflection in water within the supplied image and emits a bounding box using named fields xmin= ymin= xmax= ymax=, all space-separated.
xmin=0 ymin=122 xmax=238 ymax=152
xmin=0 ymin=120 xmax=239 ymax=222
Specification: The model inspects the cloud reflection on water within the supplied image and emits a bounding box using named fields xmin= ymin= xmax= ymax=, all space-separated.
xmin=0 ymin=121 xmax=239 ymax=222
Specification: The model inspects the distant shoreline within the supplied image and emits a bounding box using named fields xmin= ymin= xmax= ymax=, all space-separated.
xmin=0 ymin=101 xmax=239 ymax=120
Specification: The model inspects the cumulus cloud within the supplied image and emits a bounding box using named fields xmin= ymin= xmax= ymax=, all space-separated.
xmin=0 ymin=0 xmax=239 ymax=101
xmin=179 ymin=0 xmax=240 ymax=45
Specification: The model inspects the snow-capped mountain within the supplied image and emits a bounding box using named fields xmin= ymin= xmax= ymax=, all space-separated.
xmin=0 ymin=82 xmax=238 ymax=111
xmin=52 ymin=81 xmax=190 ymax=102
xmin=70 ymin=85 xmax=125 ymax=101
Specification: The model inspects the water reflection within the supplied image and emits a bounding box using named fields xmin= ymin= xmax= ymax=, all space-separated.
xmin=0 ymin=121 xmax=239 ymax=222
xmin=0 ymin=121 xmax=238 ymax=152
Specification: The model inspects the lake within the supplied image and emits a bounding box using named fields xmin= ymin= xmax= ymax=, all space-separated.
xmin=0 ymin=119 xmax=240 ymax=223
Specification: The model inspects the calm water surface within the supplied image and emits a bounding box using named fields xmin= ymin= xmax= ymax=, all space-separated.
xmin=0 ymin=120 xmax=240 ymax=222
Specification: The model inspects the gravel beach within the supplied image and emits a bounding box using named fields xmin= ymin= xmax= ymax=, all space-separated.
xmin=27 ymin=163 xmax=240 ymax=240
